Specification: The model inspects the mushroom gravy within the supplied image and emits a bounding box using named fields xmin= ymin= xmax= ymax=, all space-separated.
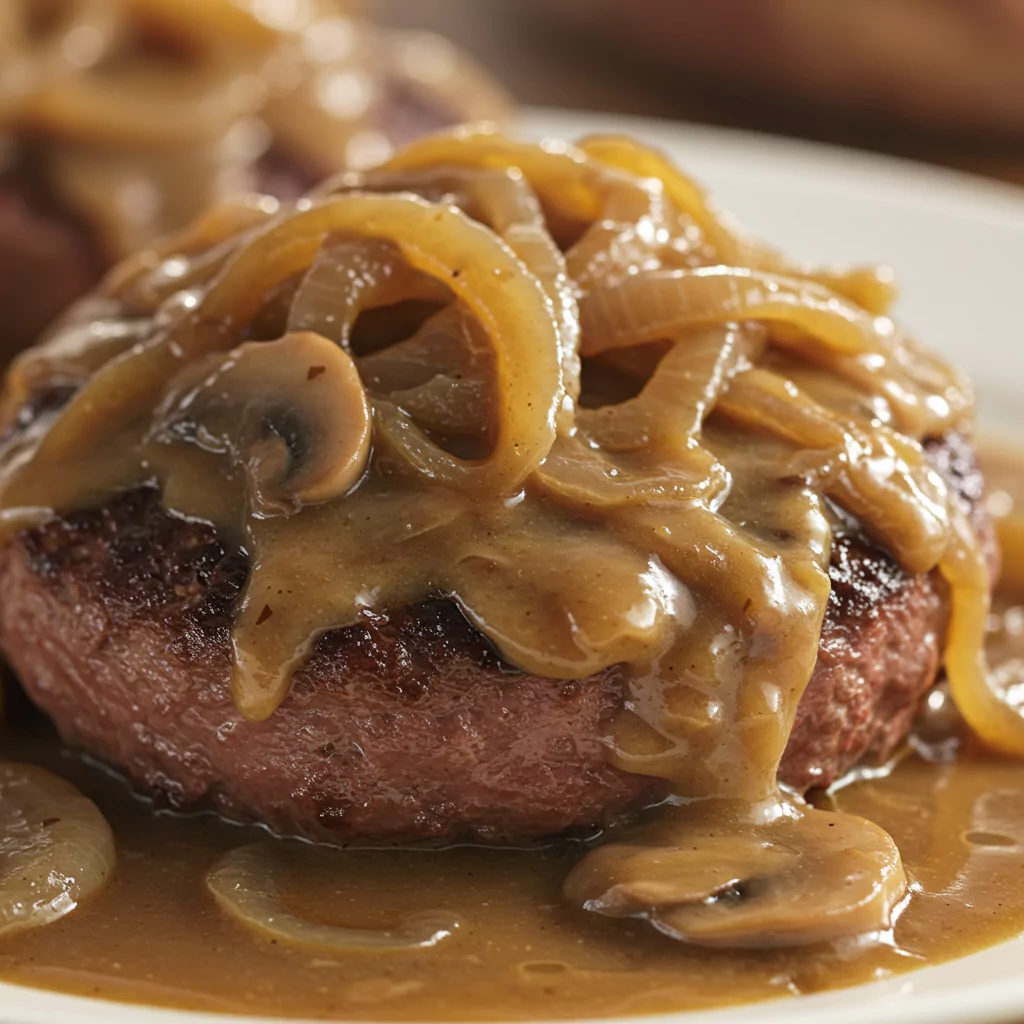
xmin=0 ymin=129 xmax=1021 ymax=1015
xmin=3 ymin=622 xmax=1024 ymax=1021
xmin=0 ymin=131 xmax=1003 ymax=951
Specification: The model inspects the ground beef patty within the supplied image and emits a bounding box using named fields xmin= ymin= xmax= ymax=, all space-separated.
xmin=0 ymin=434 xmax=992 ymax=844
xmin=0 ymin=90 xmax=456 ymax=367
xmin=0 ymin=143 xmax=339 ymax=370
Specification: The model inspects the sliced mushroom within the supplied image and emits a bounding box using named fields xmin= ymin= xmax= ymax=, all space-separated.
xmin=207 ymin=843 xmax=460 ymax=952
xmin=154 ymin=331 xmax=372 ymax=516
xmin=565 ymin=803 xmax=906 ymax=947
xmin=0 ymin=761 xmax=116 ymax=937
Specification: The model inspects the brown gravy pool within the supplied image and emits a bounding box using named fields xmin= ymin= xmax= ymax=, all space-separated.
xmin=3 ymin=716 xmax=1024 ymax=1020
xmin=1 ymin=449 xmax=1024 ymax=1020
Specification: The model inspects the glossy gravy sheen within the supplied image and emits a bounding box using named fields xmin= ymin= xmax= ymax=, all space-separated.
xmin=2 ymin=666 xmax=1024 ymax=1021
xmin=1 ymin=439 xmax=1023 ymax=1019
xmin=0 ymin=131 xmax=1002 ymax=949
xmin=0 ymin=130 xmax=1022 ymax=1017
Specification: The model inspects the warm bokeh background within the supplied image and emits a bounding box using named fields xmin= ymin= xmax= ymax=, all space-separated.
xmin=368 ymin=0 xmax=1024 ymax=187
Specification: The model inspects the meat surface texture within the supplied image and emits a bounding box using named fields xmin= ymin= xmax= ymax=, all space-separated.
xmin=0 ymin=436 xmax=992 ymax=843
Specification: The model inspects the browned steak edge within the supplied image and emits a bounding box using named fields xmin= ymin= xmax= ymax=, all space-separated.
xmin=0 ymin=433 xmax=992 ymax=840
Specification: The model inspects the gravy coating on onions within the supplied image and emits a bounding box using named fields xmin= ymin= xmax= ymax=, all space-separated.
xmin=0 ymin=129 xmax=1014 ymax=956
xmin=0 ymin=0 xmax=510 ymax=251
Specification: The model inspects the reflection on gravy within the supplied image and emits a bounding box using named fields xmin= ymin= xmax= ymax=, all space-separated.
xmin=0 ymin=132 xmax=1008 ymax=957
xmin=1 ymin=486 xmax=1023 ymax=1020
xmin=3 ymin=665 xmax=1024 ymax=1020
xmin=0 ymin=126 xmax=1022 ymax=1017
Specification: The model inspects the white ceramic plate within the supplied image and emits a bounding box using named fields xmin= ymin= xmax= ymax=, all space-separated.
xmin=3 ymin=107 xmax=1024 ymax=1024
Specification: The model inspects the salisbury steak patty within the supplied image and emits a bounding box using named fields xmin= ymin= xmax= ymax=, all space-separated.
xmin=0 ymin=165 xmax=104 ymax=367
xmin=0 ymin=153 xmax=325 ymax=368
xmin=0 ymin=435 xmax=991 ymax=843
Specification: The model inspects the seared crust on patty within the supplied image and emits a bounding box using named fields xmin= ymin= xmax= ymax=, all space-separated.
xmin=0 ymin=434 xmax=992 ymax=842
xmin=1 ymin=489 xmax=660 ymax=842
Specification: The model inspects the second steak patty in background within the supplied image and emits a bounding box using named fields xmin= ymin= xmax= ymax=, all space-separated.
xmin=0 ymin=423 xmax=994 ymax=843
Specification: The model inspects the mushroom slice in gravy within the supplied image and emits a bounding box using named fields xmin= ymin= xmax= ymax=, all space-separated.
xmin=565 ymin=802 xmax=907 ymax=947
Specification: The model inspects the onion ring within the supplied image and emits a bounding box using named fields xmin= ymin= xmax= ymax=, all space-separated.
xmin=29 ymin=194 xmax=562 ymax=495
xmin=208 ymin=843 xmax=460 ymax=952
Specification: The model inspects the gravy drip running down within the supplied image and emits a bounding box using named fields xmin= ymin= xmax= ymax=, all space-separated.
xmin=0 ymin=0 xmax=509 ymax=257
xmin=0 ymin=129 xmax=1015 ymax=946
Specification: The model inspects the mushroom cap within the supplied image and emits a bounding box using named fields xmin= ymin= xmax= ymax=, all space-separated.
xmin=564 ymin=803 xmax=907 ymax=947
xmin=156 ymin=330 xmax=372 ymax=516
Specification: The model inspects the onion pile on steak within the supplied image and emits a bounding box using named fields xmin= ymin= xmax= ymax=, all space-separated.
xmin=0 ymin=128 xmax=1013 ymax=945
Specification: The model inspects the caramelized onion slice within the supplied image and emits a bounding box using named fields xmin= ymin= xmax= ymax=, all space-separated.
xmin=577 ymin=134 xmax=739 ymax=261
xmin=0 ymin=762 xmax=115 ymax=937
xmin=943 ymin=510 xmax=1024 ymax=756
xmin=564 ymin=216 xmax=664 ymax=291
xmin=359 ymin=305 xmax=493 ymax=437
xmin=205 ymin=194 xmax=562 ymax=493
xmin=717 ymin=368 xmax=950 ymax=574
xmin=2 ymin=299 xmax=153 ymax=421
xmin=479 ymin=181 xmax=580 ymax=425
xmin=343 ymin=163 xmax=581 ymax=419
xmin=535 ymin=435 xmax=728 ymax=510
xmin=380 ymin=126 xmax=660 ymax=227
xmin=565 ymin=804 xmax=906 ymax=947
xmin=580 ymin=268 xmax=899 ymax=360
xmin=208 ymin=844 xmax=459 ymax=952
xmin=109 ymin=197 xmax=281 ymax=311
xmin=577 ymin=135 xmax=898 ymax=315
xmin=580 ymin=325 xmax=754 ymax=453
xmin=287 ymin=238 xmax=448 ymax=345
xmin=31 ymin=194 xmax=562 ymax=495
xmin=535 ymin=326 xmax=747 ymax=512
xmin=768 ymin=328 xmax=972 ymax=441
xmin=810 ymin=265 xmax=898 ymax=318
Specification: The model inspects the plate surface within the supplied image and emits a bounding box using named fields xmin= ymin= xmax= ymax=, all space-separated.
xmin=3 ymin=107 xmax=1024 ymax=1024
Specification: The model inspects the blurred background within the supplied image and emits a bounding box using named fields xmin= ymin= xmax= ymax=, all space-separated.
xmin=3 ymin=0 xmax=1020 ymax=367
xmin=368 ymin=0 xmax=1024 ymax=186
